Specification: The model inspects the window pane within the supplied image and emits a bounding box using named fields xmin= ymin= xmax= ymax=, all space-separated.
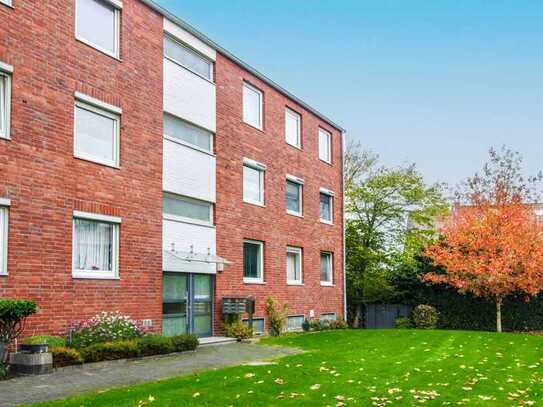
xmin=0 ymin=76 xmax=5 ymax=136
xmin=243 ymin=166 xmax=263 ymax=204
xmin=0 ymin=207 xmax=5 ymax=273
xmin=193 ymin=274 xmax=212 ymax=300
xmin=285 ymin=109 xmax=300 ymax=147
xmin=163 ymin=193 xmax=211 ymax=223
xmin=320 ymin=313 xmax=336 ymax=322
xmin=163 ymin=273 xmax=187 ymax=303
xmin=319 ymin=129 xmax=331 ymax=162
xmin=164 ymin=114 xmax=212 ymax=151
xmin=286 ymin=181 xmax=301 ymax=213
xmin=164 ymin=36 xmax=212 ymax=80
xmin=287 ymin=251 xmax=300 ymax=281
xmin=320 ymin=193 xmax=332 ymax=221
xmin=321 ymin=253 xmax=332 ymax=283
xmin=243 ymin=242 xmax=261 ymax=279
xmin=243 ymin=84 xmax=261 ymax=128
xmin=287 ymin=316 xmax=304 ymax=331
xmin=76 ymin=0 xmax=117 ymax=55
xmin=74 ymin=219 xmax=113 ymax=272
xmin=243 ymin=318 xmax=265 ymax=334
xmin=75 ymin=106 xmax=117 ymax=164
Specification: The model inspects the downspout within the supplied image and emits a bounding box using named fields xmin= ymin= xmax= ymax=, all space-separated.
xmin=342 ymin=130 xmax=347 ymax=321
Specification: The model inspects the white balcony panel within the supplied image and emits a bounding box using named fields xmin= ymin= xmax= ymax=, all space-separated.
xmin=163 ymin=19 xmax=216 ymax=61
xmin=164 ymin=59 xmax=216 ymax=132
xmin=163 ymin=138 xmax=216 ymax=203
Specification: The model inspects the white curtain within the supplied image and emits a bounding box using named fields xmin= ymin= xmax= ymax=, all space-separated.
xmin=75 ymin=219 xmax=113 ymax=271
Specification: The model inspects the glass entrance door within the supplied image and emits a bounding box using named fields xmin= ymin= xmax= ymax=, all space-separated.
xmin=162 ymin=273 xmax=213 ymax=338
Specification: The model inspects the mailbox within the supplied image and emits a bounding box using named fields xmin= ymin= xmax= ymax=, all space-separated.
xmin=222 ymin=297 xmax=247 ymax=315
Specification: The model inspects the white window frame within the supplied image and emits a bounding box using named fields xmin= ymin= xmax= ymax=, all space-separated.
xmin=0 ymin=62 xmax=13 ymax=140
xmin=75 ymin=0 xmax=122 ymax=59
xmin=242 ymin=82 xmax=263 ymax=130
xmin=163 ymin=34 xmax=214 ymax=82
xmin=286 ymin=175 xmax=304 ymax=217
xmin=285 ymin=107 xmax=301 ymax=148
xmin=243 ymin=158 xmax=266 ymax=207
xmin=74 ymin=92 xmax=121 ymax=168
xmin=242 ymin=317 xmax=265 ymax=335
xmin=318 ymin=128 xmax=332 ymax=164
xmin=243 ymin=239 xmax=264 ymax=284
xmin=320 ymin=313 xmax=337 ymax=322
xmin=72 ymin=211 xmax=121 ymax=280
xmin=0 ymin=0 xmax=12 ymax=7
xmin=319 ymin=188 xmax=334 ymax=225
xmin=0 ymin=198 xmax=10 ymax=276
xmin=320 ymin=251 xmax=333 ymax=286
xmin=163 ymin=113 xmax=214 ymax=155
xmin=162 ymin=192 xmax=214 ymax=227
xmin=287 ymin=315 xmax=305 ymax=332
xmin=286 ymin=246 xmax=303 ymax=286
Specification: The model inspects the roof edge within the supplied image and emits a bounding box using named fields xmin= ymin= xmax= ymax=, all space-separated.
xmin=140 ymin=0 xmax=346 ymax=132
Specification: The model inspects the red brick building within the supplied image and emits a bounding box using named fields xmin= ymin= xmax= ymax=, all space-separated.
xmin=0 ymin=0 xmax=345 ymax=338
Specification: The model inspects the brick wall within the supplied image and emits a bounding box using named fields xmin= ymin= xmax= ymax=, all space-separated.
xmin=0 ymin=0 xmax=164 ymax=335
xmin=214 ymin=52 xmax=345 ymax=332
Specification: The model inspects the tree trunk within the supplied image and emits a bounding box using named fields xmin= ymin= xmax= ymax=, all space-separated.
xmin=496 ymin=299 xmax=503 ymax=333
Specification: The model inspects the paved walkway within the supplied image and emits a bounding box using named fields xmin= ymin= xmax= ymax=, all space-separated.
xmin=0 ymin=342 xmax=300 ymax=406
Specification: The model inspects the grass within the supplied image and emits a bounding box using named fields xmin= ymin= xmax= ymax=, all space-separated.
xmin=35 ymin=329 xmax=543 ymax=406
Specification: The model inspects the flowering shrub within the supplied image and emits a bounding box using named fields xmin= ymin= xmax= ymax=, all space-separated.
xmin=69 ymin=312 xmax=144 ymax=348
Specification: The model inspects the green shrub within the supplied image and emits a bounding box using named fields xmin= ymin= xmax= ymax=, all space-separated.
xmin=170 ymin=334 xmax=198 ymax=352
xmin=302 ymin=319 xmax=310 ymax=332
xmin=24 ymin=335 xmax=66 ymax=347
xmin=136 ymin=335 xmax=175 ymax=357
xmin=80 ymin=340 xmax=140 ymax=363
xmin=223 ymin=317 xmax=252 ymax=341
xmin=69 ymin=312 xmax=144 ymax=348
xmin=412 ymin=305 xmax=439 ymax=329
xmin=329 ymin=319 xmax=348 ymax=330
xmin=395 ymin=316 xmax=412 ymax=329
xmin=266 ymin=297 xmax=288 ymax=337
xmin=309 ymin=319 xmax=323 ymax=331
xmin=51 ymin=346 xmax=83 ymax=368
xmin=0 ymin=299 xmax=38 ymax=362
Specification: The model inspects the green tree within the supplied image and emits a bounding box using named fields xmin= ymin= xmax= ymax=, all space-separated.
xmin=345 ymin=142 xmax=448 ymax=326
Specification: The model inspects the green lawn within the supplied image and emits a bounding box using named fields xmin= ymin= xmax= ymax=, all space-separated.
xmin=36 ymin=330 xmax=543 ymax=406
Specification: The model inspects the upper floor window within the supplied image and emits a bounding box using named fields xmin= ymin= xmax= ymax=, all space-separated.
xmin=285 ymin=108 xmax=301 ymax=148
xmin=286 ymin=176 xmax=304 ymax=217
xmin=163 ymin=193 xmax=213 ymax=226
xmin=164 ymin=113 xmax=213 ymax=153
xmin=243 ymin=82 xmax=263 ymax=130
xmin=73 ymin=211 xmax=120 ymax=279
xmin=286 ymin=246 xmax=302 ymax=285
xmin=74 ymin=93 xmax=121 ymax=168
xmin=0 ymin=0 xmax=12 ymax=7
xmin=164 ymin=35 xmax=213 ymax=81
xmin=76 ymin=0 xmax=121 ymax=59
xmin=243 ymin=239 xmax=263 ymax=283
xmin=319 ymin=189 xmax=334 ymax=224
xmin=0 ymin=63 xmax=12 ymax=140
xmin=0 ymin=200 xmax=9 ymax=276
xmin=243 ymin=159 xmax=266 ymax=206
xmin=318 ymin=128 xmax=332 ymax=163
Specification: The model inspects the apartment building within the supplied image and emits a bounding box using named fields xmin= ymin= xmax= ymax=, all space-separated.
xmin=0 ymin=0 xmax=345 ymax=337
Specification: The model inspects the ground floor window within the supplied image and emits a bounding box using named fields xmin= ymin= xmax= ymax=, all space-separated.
xmin=243 ymin=239 xmax=263 ymax=283
xmin=287 ymin=315 xmax=305 ymax=331
xmin=0 ymin=204 xmax=7 ymax=275
xmin=320 ymin=313 xmax=337 ymax=322
xmin=242 ymin=317 xmax=265 ymax=335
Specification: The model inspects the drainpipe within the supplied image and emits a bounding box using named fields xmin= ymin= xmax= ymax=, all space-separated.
xmin=342 ymin=130 xmax=347 ymax=322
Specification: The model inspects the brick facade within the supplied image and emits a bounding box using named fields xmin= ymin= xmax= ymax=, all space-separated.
xmin=0 ymin=0 xmax=344 ymax=337
xmin=214 ymin=53 xmax=344 ymax=331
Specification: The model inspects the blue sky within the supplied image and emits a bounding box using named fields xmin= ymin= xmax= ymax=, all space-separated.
xmin=156 ymin=0 xmax=543 ymax=187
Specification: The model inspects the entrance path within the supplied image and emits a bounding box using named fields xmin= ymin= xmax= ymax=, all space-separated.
xmin=0 ymin=342 xmax=301 ymax=406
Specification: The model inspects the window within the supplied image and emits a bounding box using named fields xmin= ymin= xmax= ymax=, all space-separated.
xmin=242 ymin=318 xmax=265 ymax=335
xmin=285 ymin=108 xmax=301 ymax=148
xmin=320 ymin=313 xmax=337 ymax=322
xmin=243 ymin=82 xmax=263 ymax=129
xmin=287 ymin=315 xmax=305 ymax=331
xmin=320 ymin=252 xmax=333 ymax=285
xmin=164 ymin=35 xmax=213 ymax=81
xmin=286 ymin=246 xmax=302 ymax=285
xmin=0 ymin=202 xmax=8 ymax=276
xmin=320 ymin=191 xmax=333 ymax=224
xmin=73 ymin=212 xmax=120 ymax=279
xmin=243 ymin=160 xmax=265 ymax=206
xmin=163 ymin=193 xmax=213 ymax=225
xmin=243 ymin=240 xmax=263 ymax=283
xmin=0 ymin=0 xmax=12 ymax=7
xmin=0 ymin=64 xmax=12 ymax=140
xmin=164 ymin=113 xmax=213 ymax=153
xmin=76 ymin=0 xmax=121 ymax=58
xmin=74 ymin=95 xmax=120 ymax=167
xmin=286 ymin=177 xmax=303 ymax=216
xmin=318 ymin=128 xmax=332 ymax=163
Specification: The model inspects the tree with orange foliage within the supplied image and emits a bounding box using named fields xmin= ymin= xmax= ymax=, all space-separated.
xmin=423 ymin=147 xmax=543 ymax=332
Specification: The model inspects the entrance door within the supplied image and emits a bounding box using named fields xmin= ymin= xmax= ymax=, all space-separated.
xmin=162 ymin=273 xmax=213 ymax=337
